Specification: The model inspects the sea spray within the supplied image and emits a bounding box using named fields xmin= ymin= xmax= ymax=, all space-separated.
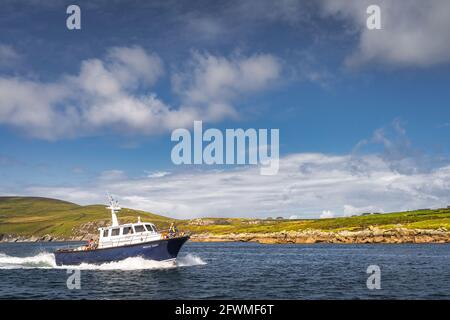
xmin=0 ymin=252 xmax=206 ymax=270
xmin=177 ymin=254 xmax=207 ymax=267
xmin=0 ymin=252 xmax=56 ymax=269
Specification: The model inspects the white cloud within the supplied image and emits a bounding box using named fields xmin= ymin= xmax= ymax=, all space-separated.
xmin=343 ymin=205 xmax=384 ymax=216
xmin=106 ymin=46 xmax=164 ymax=88
xmin=98 ymin=170 xmax=128 ymax=182
xmin=0 ymin=78 xmax=71 ymax=139
xmin=320 ymin=210 xmax=334 ymax=219
xmin=0 ymin=46 xmax=281 ymax=139
xmin=145 ymin=171 xmax=170 ymax=178
xmin=172 ymin=52 xmax=281 ymax=120
xmin=320 ymin=0 xmax=450 ymax=67
xmin=24 ymin=152 xmax=450 ymax=219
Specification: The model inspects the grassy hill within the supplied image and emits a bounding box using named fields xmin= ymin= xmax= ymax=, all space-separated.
xmin=0 ymin=197 xmax=449 ymax=239
xmin=0 ymin=197 xmax=175 ymax=238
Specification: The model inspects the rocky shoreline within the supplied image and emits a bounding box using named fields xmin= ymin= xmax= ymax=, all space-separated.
xmin=189 ymin=227 xmax=450 ymax=244
xmin=0 ymin=234 xmax=75 ymax=243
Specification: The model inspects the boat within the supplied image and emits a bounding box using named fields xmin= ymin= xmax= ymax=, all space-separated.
xmin=54 ymin=195 xmax=189 ymax=266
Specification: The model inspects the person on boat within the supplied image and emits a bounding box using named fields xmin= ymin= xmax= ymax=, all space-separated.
xmin=169 ymin=223 xmax=177 ymax=237
xmin=87 ymin=238 xmax=94 ymax=250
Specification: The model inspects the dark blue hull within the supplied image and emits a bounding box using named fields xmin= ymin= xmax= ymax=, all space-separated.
xmin=54 ymin=236 xmax=189 ymax=266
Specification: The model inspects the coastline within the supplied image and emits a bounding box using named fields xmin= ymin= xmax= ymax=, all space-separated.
xmin=189 ymin=227 xmax=450 ymax=244
xmin=1 ymin=226 xmax=449 ymax=244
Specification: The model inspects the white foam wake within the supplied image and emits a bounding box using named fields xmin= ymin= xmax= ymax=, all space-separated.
xmin=177 ymin=253 xmax=207 ymax=267
xmin=0 ymin=252 xmax=206 ymax=270
xmin=0 ymin=252 xmax=56 ymax=269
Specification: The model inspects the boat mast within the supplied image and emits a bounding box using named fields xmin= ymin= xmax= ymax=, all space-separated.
xmin=106 ymin=194 xmax=121 ymax=227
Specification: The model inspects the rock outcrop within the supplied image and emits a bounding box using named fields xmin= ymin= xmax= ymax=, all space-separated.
xmin=190 ymin=227 xmax=450 ymax=244
xmin=70 ymin=220 xmax=108 ymax=241
xmin=0 ymin=233 xmax=64 ymax=242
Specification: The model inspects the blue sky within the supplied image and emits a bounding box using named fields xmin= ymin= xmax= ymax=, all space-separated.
xmin=1 ymin=0 xmax=450 ymax=218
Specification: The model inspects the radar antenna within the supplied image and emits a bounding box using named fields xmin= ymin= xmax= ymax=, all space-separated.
xmin=106 ymin=193 xmax=121 ymax=227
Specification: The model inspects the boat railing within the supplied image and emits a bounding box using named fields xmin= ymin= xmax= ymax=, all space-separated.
xmin=106 ymin=232 xmax=161 ymax=248
xmin=160 ymin=229 xmax=190 ymax=239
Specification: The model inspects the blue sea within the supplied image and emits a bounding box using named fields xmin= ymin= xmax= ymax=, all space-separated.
xmin=0 ymin=242 xmax=449 ymax=299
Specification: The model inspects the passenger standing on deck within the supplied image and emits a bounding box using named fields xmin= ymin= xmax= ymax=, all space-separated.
xmin=87 ymin=238 xmax=94 ymax=250
xmin=169 ymin=223 xmax=176 ymax=236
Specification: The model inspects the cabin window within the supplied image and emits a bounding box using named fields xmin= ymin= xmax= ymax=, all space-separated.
xmin=103 ymin=230 xmax=109 ymax=237
xmin=145 ymin=224 xmax=154 ymax=232
xmin=134 ymin=225 xmax=145 ymax=233
xmin=122 ymin=227 xmax=134 ymax=235
xmin=111 ymin=228 xmax=120 ymax=236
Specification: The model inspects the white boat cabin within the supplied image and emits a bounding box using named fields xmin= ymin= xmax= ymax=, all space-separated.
xmin=98 ymin=222 xmax=161 ymax=248
xmin=93 ymin=195 xmax=162 ymax=249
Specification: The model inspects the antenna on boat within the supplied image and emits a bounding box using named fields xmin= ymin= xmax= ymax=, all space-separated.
xmin=106 ymin=193 xmax=121 ymax=227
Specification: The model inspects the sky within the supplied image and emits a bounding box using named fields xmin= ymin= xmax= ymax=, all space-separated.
xmin=1 ymin=0 xmax=450 ymax=219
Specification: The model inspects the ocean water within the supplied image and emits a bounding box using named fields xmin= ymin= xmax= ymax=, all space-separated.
xmin=0 ymin=242 xmax=449 ymax=299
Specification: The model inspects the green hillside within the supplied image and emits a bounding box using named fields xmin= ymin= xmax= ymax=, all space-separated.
xmin=177 ymin=208 xmax=450 ymax=235
xmin=0 ymin=196 xmax=175 ymax=237
xmin=0 ymin=197 xmax=449 ymax=239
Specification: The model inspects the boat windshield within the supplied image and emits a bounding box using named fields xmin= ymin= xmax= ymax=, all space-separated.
xmin=134 ymin=225 xmax=145 ymax=233
xmin=145 ymin=224 xmax=156 ymax=232
xmin=123 ymin=226 xmax=134 ymax=235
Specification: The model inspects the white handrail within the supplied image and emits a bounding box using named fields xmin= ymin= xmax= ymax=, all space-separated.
xmin=103 ymin=231 xmax=160 ymax=248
